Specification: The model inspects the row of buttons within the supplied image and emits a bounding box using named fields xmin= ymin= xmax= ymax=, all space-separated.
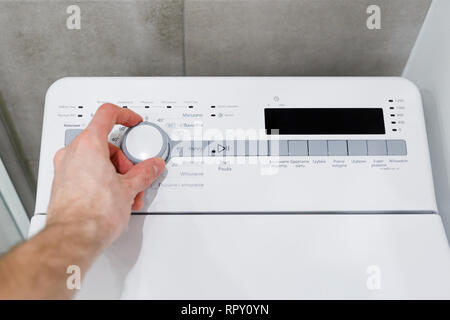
xmin=173 ymin=139 xmax=407 ymax=157
xmin=65 ymin=129 xmax=407 ymax=157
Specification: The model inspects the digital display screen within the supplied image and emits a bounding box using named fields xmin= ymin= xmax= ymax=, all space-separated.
xmin=264 ymin=108 xmax=385 ymax=135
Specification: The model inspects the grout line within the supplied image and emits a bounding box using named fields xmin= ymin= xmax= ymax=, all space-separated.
xmin=182 ymin=0 xmax=187 ymax=76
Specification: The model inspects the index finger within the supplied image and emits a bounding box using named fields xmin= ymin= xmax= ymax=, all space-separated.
xmin=87 ymin=103 xmax=143 ymax=139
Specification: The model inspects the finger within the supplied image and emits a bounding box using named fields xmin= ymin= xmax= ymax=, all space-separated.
xmin=87 ymin=103 xmax=143 ymax=139
xmin=109 ymin=143 xmax=134 ymax=174
xmin=53 ymin=148 xmax=66 ymax=168
xmin=131 ymin=191 xmax=145 ymax=211
xmin=123 ymin=157 xmax=165 ymax=195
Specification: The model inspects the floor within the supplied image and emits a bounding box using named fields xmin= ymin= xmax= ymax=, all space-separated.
xmin=0 ymin=0 xmax=431 ymax=214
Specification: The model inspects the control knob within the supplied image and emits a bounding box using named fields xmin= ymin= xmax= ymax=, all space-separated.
xmin=121 ymin=122 xmax=170 ymax=163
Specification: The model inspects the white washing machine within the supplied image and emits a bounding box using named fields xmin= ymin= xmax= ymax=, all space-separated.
xmin=29 ymin=77 xmax=450 ymax=299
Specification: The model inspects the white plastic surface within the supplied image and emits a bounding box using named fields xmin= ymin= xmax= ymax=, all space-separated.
xmin=32 ymin=77 xmax=450 ymax=299
xmin=29 ymin=214 xmax=450 ymax=299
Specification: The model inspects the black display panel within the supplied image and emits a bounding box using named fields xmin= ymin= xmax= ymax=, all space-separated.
xmin=264 ymin=108 xmax=385 ymax=135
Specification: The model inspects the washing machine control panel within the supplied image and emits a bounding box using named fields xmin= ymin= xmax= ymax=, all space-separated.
xmin=36 ymin=77 xmax=436 ymax=214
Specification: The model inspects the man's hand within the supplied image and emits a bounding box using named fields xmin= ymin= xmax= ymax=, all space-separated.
xmin=0 ymin=103 xmax=164 ymax=299
xmin=47 ymin=103 xmax=165 ymax=249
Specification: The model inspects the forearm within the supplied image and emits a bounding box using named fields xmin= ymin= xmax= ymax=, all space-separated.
xmin=0 ymin=105 xmax=163 ymax=299
xmin=0 ymin=220 xmax=104 ymax=299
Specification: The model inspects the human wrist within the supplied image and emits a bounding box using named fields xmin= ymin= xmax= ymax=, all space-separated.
xmin=45 ymin=209 xmax=112 ymax=253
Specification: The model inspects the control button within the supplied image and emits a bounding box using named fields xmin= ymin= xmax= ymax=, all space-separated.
xmin=328 ymin=140 xmax=347 ymax=156
xmin=172 ymin=141 xmax=193 ymax=157
xmin=269 ymin=140 xmax=289 ymax=156
xmin=208 ymin=141 xmax=226 ymax=156
xmin=202 ymin=141 xmax=214 ymax=156
xmin=217 ymin=143 xmax=226 ymax=154
xmin=65 ymin=129 xmax=83 ymax=146
xmin=387 ymin=139 xmax=407 ymax=155
xmin=347 ymin=140 xmax=368 ymax=156
xmin=367 ymin=140 xmax=387 ymax=156
xmin=121 ymin=122 xmax=170 ymax=163
xmin=258 ymin=140 xmax=269 ymax=156
xmin=236 ymin=140 xmax=246 ymax=156
xmin=288 ymin=140 xmax=307 ymax=156
xmin=224 ymin=140 xmax=236 ymax=156
xmin=248 ymin=140 xmax=258 ymax=156
xmin=308 ymin=140 xmax=327 ymax=156
xmin=192 ymin=140 xmax=205 ymax=157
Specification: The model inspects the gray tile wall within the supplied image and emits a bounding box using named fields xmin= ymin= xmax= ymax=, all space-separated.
xmin=0 ymin=0 xmax=431 ymax=215
xmin=185 ymin=0 xmax=431 ymax=75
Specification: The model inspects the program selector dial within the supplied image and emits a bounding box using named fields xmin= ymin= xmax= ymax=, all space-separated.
xmin=121 ymin=122 xmax=170 ymax=163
